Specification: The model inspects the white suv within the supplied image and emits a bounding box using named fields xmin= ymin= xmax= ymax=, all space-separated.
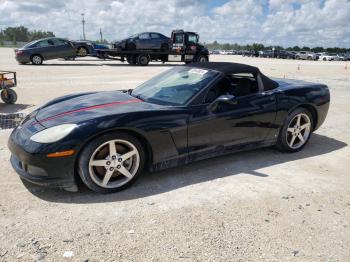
xmin=318 ymin=53 xmax=334 ymax=61
xmin=295 ymin=51 xmax=317 ymax=60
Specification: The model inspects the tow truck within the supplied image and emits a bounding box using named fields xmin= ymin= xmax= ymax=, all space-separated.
xmin=96 ymin=30 xmax=209 ymax=66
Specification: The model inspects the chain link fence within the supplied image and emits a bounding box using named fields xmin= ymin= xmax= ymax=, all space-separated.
xmin=0 ymin=113 xmax=26 ymax=130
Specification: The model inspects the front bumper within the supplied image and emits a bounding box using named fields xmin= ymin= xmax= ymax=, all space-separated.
xmin=8 ymin=136 xmax=77 ymax=190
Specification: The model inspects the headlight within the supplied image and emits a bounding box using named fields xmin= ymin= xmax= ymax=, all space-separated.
xmin=30 ymin=124 xmax=77 ymax=143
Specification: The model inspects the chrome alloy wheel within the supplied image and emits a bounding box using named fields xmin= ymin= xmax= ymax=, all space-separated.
xmin=78 ymin=47 xmax=87 ymax=56
xmin=286 ymin=113 xmax=311 ymax=149
xmin=32 ymin=55 xmax=42 ymax=64
xmin=88 ymin=139 xmax=140 ymax=188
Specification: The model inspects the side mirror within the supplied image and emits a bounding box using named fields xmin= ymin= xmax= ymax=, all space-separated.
xmin=208 ymin=95 xmax=237 ymax=111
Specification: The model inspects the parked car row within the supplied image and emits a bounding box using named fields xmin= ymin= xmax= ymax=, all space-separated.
xmin=210 ymin=49 xmax=350 ymax=61
xmin=316 ymin=52 xmax=350 ymax=61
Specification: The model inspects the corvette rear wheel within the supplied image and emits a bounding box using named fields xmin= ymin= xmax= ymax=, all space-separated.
xmin=277 ymin=108 xmax=313 ymax=152
xmin=78 ymin=133 xmax=145 ymax=193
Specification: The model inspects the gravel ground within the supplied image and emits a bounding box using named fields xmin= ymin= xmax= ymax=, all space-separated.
xmin=0 ymin=48 xmax=350 ymax=261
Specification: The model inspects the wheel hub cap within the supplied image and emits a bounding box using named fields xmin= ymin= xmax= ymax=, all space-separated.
xmin=88 ymin=139 xmax=140 ymax=188
xmin=286 ymin=113 xmax=311 ymax=149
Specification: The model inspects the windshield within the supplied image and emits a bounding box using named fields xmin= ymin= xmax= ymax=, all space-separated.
xmin=131 ymin=66 xmax=219 ymax=106
xmin=187 ymin=34 xmax=198 ymax=43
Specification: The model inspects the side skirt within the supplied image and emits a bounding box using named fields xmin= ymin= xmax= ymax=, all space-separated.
xmin=149 ymin=139 xmax=277 ymax=172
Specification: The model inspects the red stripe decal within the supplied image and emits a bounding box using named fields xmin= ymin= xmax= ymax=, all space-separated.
xmin=33 ymin=99 xmax=141 ymax=125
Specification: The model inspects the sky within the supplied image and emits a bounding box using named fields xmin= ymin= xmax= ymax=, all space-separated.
xmin=0 ymin=0 xmax=349 ymax=47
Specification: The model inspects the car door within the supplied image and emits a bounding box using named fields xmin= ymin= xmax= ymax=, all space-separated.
xmin=187 ymin=74 xmax=277 ymax=158
xmin=51 ymin=38 xmax=76 ymax=58
xmin=136 ymin=33 xmax=152 ymax=49
xmin=34 ymin=39 xmax=56 ymax=59
xmin=150 ymin=33 xmax=164 ymax=49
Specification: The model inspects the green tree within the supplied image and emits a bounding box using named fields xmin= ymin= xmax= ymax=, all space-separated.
xmin=3 ymin=26 xmax=29 ymax=41
xmin=0 ymin=26 xmax=55 ymax=43
xmin=292 ymin=46 xmax=301 ymax=51
xmin=28 ymin=30 xmax=55 ymax=41
xmin=311 ymin=46 xmax=324 ymax=53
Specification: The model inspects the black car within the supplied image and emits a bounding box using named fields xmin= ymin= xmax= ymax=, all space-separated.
xmin=260 ymin=50 xmax=295 ymax=59
xmin=72 ymin=40 xmax=110 ymax=57
xmin=114 ymin=32 xmax=172 ymax=51
xmin=8 ymin=62 xmax=330 ymax=193
xmin=276 ymin=50 xmax=295 ymax=59
xmin=15 ymin=37 xmax=91 ymax=65
xmin=242 ymin=51 xmax=259 ymax=57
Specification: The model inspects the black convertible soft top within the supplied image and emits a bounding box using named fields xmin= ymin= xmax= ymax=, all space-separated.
xmin=187 ymin=62 xmax=279 ymax=90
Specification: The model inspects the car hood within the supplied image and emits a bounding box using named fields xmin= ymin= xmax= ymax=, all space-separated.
xmin=35 ymin=91 xmax=161 ymax=127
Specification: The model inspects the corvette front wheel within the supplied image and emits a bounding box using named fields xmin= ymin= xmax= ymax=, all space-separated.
xmin=78 ymin=133 xmax=145 ymax=193
xmin=277 ymin=108 xmax=313 ymax=152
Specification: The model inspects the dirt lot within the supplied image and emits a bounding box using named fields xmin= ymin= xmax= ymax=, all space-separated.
xmin=0 ymin=47 xmax=350 ymax=261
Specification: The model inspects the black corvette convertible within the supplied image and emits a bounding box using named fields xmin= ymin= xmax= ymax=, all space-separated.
xmin=8 ymin=62 xmax=330 ymax=193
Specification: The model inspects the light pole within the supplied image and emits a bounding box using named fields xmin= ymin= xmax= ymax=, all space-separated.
xmin=81 ymin=13 xmax=86 ymax=40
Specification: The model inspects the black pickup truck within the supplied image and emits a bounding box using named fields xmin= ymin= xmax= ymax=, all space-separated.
xmin=96 ymin=30 xmax=209 ymax=66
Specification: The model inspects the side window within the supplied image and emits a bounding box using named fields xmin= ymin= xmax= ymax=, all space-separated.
xmin=139 ymin=33 xmax=150 ymax=39
xmin=36 ymin=40 xmax=52 ymax=47
xmin=204 ymin=73 xmax=259 ymax=103
xmin=47 ymin=39 xmax=55 ymax=46
xmin=204 ymin=77 xmax=232 ymax=103
xmin=187 ymin=34 xmax=198 ymax=43
xmin=150 ymin=33 xmax=160 ymax=39
xmin=229 ymin=73 xmax=259 ymax=96
xmin=174 ymin=34 xmax=184 ymax=44
xmin=52 ymin=39 xmax=68 ymax=46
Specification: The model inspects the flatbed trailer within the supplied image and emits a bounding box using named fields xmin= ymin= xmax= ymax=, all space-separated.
xmin=95 ymin=30 xmax=209 ymax=66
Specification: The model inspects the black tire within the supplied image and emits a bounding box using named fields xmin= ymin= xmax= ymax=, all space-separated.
xmin=126 ymin=55 xmax=137 ymax=65
xmin=276 ymin=107 xmax=314 ymax=153
xmin=196 ymin=55 xmax=208 ymax=62
xmin=160 ymin=43 xmax=169 ymax=51
xmin=77 ymin=47 xmax=88 ymax=57
xmin=78 ymin=132 xmax=145 ymax=193
xmin=127 ymin=42 xmax=136 ymax=51
xmin=137 ymin=54 xmax=150 ymax=66
xmin=30 ymin=54 xmax=43 ymax=65
xmin=1 ymin=89 xmax=17 ymax=104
